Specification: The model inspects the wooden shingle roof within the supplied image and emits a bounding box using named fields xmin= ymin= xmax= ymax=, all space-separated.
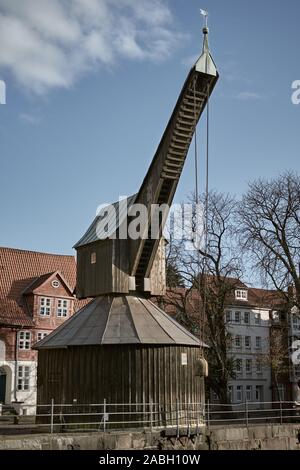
xmin=35 ymin=294 xmax=208 ymax=348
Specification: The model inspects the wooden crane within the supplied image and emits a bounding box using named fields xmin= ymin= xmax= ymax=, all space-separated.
xmin=74 ymin=27 xmax=218 ymax=299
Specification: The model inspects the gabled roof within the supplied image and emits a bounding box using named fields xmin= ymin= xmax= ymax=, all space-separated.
xmin=22 ymin=271 xmax=74 ymax=296
xmin=0 ymin=247 xmax=83 ymax=327
xmin=35 ymin=294 xmax=207 ymax=349
xmin=74 ymin=194 xmax=137 ymax=249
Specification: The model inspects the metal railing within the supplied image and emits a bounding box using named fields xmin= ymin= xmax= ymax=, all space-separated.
xmin=205 ymin=400 xmax=300 ymax=429
xmin=0 ymin=401 xmax=205 ymax=434
xmin=1 ymin=400 xmax=300 ymax=433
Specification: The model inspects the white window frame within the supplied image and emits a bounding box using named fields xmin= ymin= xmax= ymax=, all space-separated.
xmin=245 ymin=336 xmax=251 ymax=349
xmin=256 ymin=360 xmax=263 ymax=375
xmin=294 ymin=365 xmax=300 ymax=377
xmin=57 ymin=299 xmax=69 ymax=317
xmin=18 ymin=365 xmax=30 ymax=391
xmin=235 ymin=359 xmax=242 ymax=375
xmin=246 ymin=385 xmax=252 ymax=402
xmin=244 ymin=312 xmax=250 ymax=324
xmin=226 ymin=310 xmax=232 ymax=323
xmin=292 ymin=315 xmax=300 ymax=329
xmin=18 ymin=331 xmax=31 ymax=350
xmin=255 ymin=336 xmax=262 ymax=350
xmin=246 ymin=359 xmax=252 ymax=375
xmin=234 ymin=311 xmax=241 ymax=324
xmin=235 ymin=289 xmax=248 ymax=301
xmin=255 ymin=313 xmax=261 ymax=325
xmin=37 ymin=332 xmax=48 ymax=342
xmin=235 ymin=335 xmax=242 ymax=349
xmin=40 ymin=297 xmax=51 ymax=316
xmin=236 ymin=385 xmax=243 ymax=402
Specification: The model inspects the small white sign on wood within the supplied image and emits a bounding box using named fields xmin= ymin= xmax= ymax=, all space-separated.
xmin=181 ymin=352 xmax=188 ymax=366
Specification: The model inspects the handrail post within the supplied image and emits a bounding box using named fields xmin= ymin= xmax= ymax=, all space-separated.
xmin=103 ymin=398 xmax=107 ymax=433
xmin=50 ymin=398 xmax=54 ymax=434
xmin=245 ymin=399 xmax=249 ymax=427
xmin=207 ymin=399 xmax=210 ymax=430
xmin=280 ymin=398 xmax=283 ymax=425
xmin=176 ymin=398 xmax=179 ymax=438
xmin=150 ymin=400 xmax=153 ymax=432
xmin=187 ymin=402 xmax=190 ymax=438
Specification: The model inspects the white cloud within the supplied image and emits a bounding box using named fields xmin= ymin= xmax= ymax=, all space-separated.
xmin=236 ymin=91 xmax=263 ymax=101
xmin=0 ymin=0 xmax=183 ymax=94
xmin=19 ymin=112 xmax=41 ymax=125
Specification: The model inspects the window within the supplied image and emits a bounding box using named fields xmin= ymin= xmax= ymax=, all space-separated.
xmin=255 ymin=336 xmax=262 ymax=349
xmin=235 ymin=289 xmax=248 ymax=301
xmin=245 ymin=336 xmax=251 ymax=349
xmin=244 ymin=312 xmax=250 ymax=324
xmin=57 ymin=299 xmax=69 ymax=317
xmin=18 ymin=331 xmax=31 ymax=350
xmin=246 ymin=359 xmax=252 ymax=375
xmin=277 ymin=384 xmax=285 ymax=401
xmin=236 ymin=385 xmax=243 ymax=402
xmin=226 ymin=311 xmax=232 ymax=323
xmin=234 ymin=311 xmax=241 ymax=324
xmin=91 ymin=252 xmax=97 ymax=264
xmin=228 ymin=386 xmax=233 ymax=403
xmin=51 ymin=280 xmax=60 ymax=288
xmin=40 ymin=297 xmax=51 ymax=316
xmin=255 ymin=386 xmax=260 ymax=401
xmin=235 ymin=359 xmax=242 ymax=374
xmin=227 ymin=333 xmax=233 ymax=349
xmin=246 ymin=385 xmax=252 ymax=402
xmin=255 ymin=313 xmax=261 ymax=325
xmin=256 ymin=360 xmax=262 ymax=375
xmin=18 ymin=365 xmax=30 ymax=391
xmin=292 ymin=315 xmax=300 ymax=329
xmin=235 ymin=335 xmax=242 ymax=348
xmin=294 ymin=364 xmax=300 ymax=377
xmin=37 ymin=332 xmax=48 ymax=342
xmin=272 ymin=311 xmax=280 ymax=323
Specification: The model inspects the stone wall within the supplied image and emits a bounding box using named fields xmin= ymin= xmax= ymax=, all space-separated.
xmin=0 ymin=424 xmax=300 ymax=450
xmin=208 ymin=424 xmax=300 ymax=450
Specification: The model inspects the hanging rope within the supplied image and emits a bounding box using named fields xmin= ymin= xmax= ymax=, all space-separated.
xmin=193 ymin=76 xmax=210 ymax=357
xmin=202 ymin=82 xmax=210 ymax=354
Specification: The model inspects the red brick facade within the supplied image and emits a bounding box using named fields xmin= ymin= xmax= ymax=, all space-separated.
xmin=0 ymin=248 xmax=88 ymax=406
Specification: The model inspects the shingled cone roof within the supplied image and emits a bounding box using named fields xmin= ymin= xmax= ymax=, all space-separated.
xmin=35 ymin=294 xmax=208 ymax=348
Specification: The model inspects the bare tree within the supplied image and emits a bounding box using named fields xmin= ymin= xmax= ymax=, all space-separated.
xmin=238 ymin=172 xmax=300 ymax=308
xmin=161 ymin=191 xmax=243 ymax=403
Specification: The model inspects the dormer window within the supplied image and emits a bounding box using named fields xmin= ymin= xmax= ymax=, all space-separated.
xmin=235 ymin=289 xmax=248 ymax=301
xmin=40 ymin=297 xmax=51 ymax=316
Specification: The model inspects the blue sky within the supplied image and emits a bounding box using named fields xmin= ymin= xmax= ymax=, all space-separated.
xmin=0 ymin=0 xmax=299 ymax=254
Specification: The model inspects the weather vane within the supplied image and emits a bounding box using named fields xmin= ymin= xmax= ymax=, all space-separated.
xmin=200 ymin=8 xmax=208 ymax=29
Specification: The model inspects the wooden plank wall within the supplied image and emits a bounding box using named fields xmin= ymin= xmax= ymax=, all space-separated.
xmin=37 ymin=345 xmax=205 ymax=427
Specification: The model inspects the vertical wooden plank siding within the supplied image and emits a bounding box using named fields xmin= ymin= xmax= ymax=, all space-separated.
xmin=37 ymin=345 xmax=204 ymax=427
